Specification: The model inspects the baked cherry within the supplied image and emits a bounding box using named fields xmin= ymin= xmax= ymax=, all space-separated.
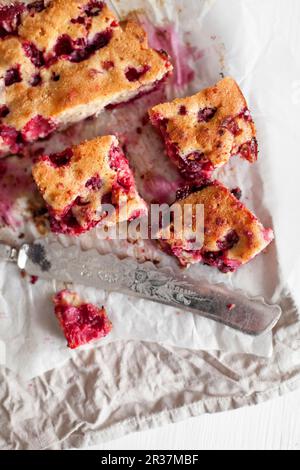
xmin=0 ymin=105 xmax=9 ymax=118
xmin=176 ymin=182 xmax=210 ymax=200
xmin=221 ymin=116 xmax=240 ymax=135
xmin=201 ymin=250 xmax=239 ymax=273
xmin=198 ymin=107 xmax=216 ymax=122
xmin=54 ymin=30 xmax=112 ymax=63
xmin=109 ymin=146 xmax=133 ymax=193
xmin=0 ymin=3 xmax=25 ymax=38
xmin=86 ymin=29 xmax=112 ymax=52
xmin=54 ymin=35 xmax=74 ymax=57
xmin=22 ymin=115 xmax=57 ymax=142
xmin=239 ymin=138 xmax=258 ymax=161
xmin=102 ymin=60 xmax=114 ymax=70
xmin=4 ymin=66 xmax=22 ymax=87
xmin=51 ymin=72 xmax=60 ymax=81
xmin=50 ymin=209 xmax=83 ymax=235
xmin=49 ymin=148 xmax=73 ymax=167
xmin=240 ymin=107 xmax=253 ymax=122
xmin=231 ymin=187 xmax=242 ymax=200
xmin=109 ymin=146 xmax=125 ymax=170
xmin=125 ymin=65 xmax=151 ymax=82
xmin=27 ymin=1 xmax=46 ymax=14
xmin=23 ymin=41 xmax=45 ymax=67
xmin=101 ymin=191 xmax=113 ymax=205
xmin=0 ymin=124 xmax=22 ymax=153
xmin=71 ymin=16 xmax=86 ymax=25
xmin=85 ymin=175 xmax=102 ymax=190
xmin=84 ymin=1 xmax=104 ymax=17
xmin=217 ymin=230 xmax=239 ymax=250
xmin=179 ymin=105 xmax=187 ymax=115
xmin=75 ymin=196 xmax=90 ymax=207
xmin=116 ymin=172 xmax=132 ymax=191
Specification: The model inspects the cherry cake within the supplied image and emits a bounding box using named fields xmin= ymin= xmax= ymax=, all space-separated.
xmin=0 ymin=0 xmax=173 ymax=157
xmin=149 ymin=77 xmax=257 ymax=182
xmin=32 ymin=135 xmax=148 ymax=234
xmin=54 ymin=289 xmax=112 ymax=349
xmin=157 ymin=181 xmax=274 ymax=272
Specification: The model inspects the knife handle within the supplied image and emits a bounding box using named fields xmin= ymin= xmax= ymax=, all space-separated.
xmin=123 ymin=270 xmax=282 ymax=336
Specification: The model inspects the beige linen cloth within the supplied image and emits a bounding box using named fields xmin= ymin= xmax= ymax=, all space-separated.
xmin=1 ymin=0 xmax=300 ymax=450
xmin=0 ymin=292 xmax=299 ymax=450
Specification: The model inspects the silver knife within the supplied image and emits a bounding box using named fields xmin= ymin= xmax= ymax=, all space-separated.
xmin=0 ymin=240 xmax=281 ymax=336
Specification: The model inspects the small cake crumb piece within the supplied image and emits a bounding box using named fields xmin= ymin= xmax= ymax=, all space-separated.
xmin=53 ymin=289 xmax=112 ymax=349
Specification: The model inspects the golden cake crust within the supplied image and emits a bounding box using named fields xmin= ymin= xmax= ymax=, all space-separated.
xmin=11 ymin=21 xmax=168 ymax=127
xmin=19 ymin=1 xmax=115 ymax=51
xmin=32 ymin=135 xmax=116 ymax=212
xmin=149 ymin=77 xmax=257 ymax=171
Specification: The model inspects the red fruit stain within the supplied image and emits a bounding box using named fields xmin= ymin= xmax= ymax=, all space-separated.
xmin=139 ymin=16 xmax=204 ymax=88
xmin=0 ymin=157 xmax=36 ymax=229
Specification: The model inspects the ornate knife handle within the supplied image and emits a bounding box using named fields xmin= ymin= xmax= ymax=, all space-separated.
xmin=117 ymin=265 xmax=281 ymax=335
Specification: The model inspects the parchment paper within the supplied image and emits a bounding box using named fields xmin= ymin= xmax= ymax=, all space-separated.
xmin=0 ymin=0 xmax=300 ymax=450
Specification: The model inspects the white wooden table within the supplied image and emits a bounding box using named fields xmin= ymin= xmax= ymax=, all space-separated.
xmin=90 ymin=390 xmax=300 ymax=450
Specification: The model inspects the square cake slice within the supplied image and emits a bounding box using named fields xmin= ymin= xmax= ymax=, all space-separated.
xmin=54 ymin=289 xmax=112 ymax=349
xmin=0 ymin=0 xmax=173 ymax=157
xmin=149 ymin=77 xmax=257 ymax=182
xmin=157 ymin=181 xmax=274 ymax=272
xmin=32 ymin=135 xmax=148 ymax=235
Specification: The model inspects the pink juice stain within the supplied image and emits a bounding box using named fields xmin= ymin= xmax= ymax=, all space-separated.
xmin=139 ymin=16 xmax=204 ymax=89
xmin=143 ymin=173 xmax=182 ymax=204
xmin=0 ymin=157 xmax=35 ymax=229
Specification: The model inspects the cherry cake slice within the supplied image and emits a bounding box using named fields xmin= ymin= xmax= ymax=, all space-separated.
xmin=0 ymin=0 xmax=173 ymax=157
xmin=157 ymin=181 xmax=274 ymax=272
xmin=54 ymin=289 xmax=112 ymax=349
xmin=149 ymin=77 xmax=257 ymax=182
xmin=32 ymin=135 xmax=148 ymax=235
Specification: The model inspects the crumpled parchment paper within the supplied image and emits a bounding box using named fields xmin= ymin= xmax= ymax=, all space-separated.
xmin=0 ymin=0 xmax=300 ymax=450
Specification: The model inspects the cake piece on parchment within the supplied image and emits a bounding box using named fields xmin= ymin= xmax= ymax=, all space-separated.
xmin=149 ymin=77 xmax=257 ymax=182
xmin=32 ymin=135 xmax=148 ymax=235
xmin=54 ymin=289 xmax=112 ymax=349
xmin=0 ymin=0 xmax=173 ymax=157
xmin=157 ymin=181 xmax=274 ymax=272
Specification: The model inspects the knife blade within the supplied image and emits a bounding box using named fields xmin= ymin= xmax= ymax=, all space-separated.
xmin=0 ymin=240 xmax=281 ymax=336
